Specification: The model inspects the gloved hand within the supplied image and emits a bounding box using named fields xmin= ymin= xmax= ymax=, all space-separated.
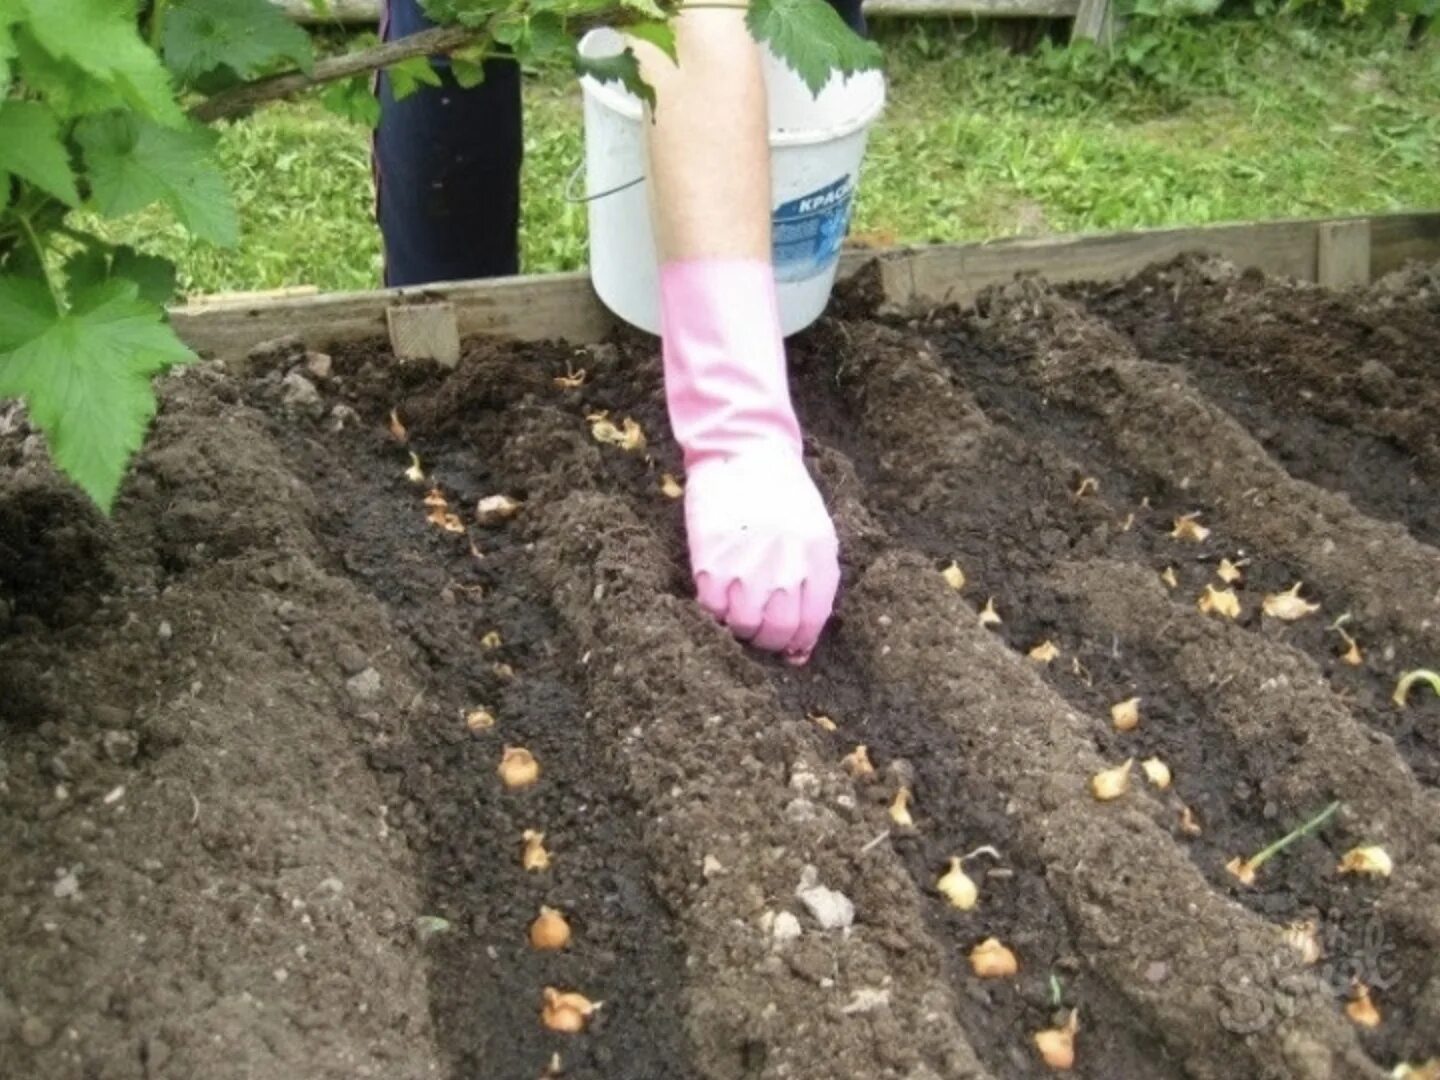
xmin=660 ymin=259 xmax=840 ymax=663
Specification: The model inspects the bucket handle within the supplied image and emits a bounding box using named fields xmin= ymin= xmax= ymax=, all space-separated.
xmin=564 ymin=162 xmax=647 ymax=204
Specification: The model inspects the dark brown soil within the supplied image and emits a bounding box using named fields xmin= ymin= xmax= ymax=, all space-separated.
xmin=2 ymin=256 xmax=1438 ymax=1080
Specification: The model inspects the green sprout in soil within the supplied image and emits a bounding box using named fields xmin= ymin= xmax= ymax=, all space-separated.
xmin=1393 ymin=669 xmax=1440 ymax=709
xmin=1225 ymin=800 xmax=1342 ymax=887
xmin=1049 ymin=974 xmax=1064 ymax=1007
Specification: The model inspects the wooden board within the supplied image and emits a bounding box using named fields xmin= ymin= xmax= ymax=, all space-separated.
xmin=272 ymin=0 xmax=379 ymax=22
xmin=171 ymin=212 xmax=1440 ymax=358
xmin=1070 ymin=0 xmax=1115 ymax=43
xmin=1317 ymin=220 xmax=1372 ymax=288
xmin=863 ymin=0 xmax=1080 ymax=16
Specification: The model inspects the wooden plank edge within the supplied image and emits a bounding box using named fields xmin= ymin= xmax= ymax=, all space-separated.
xmin=1317 ymin=219 xmax=1372 ymax=288
xmin=172 ymin=211 xmax=1440 ymax=357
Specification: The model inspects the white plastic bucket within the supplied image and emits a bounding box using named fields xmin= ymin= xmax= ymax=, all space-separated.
xmin=577 ymin=29 xmax=886 ymax=337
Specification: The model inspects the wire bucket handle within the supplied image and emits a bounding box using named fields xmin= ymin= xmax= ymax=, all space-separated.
xmin=564 ymin=162 xmax=647 ymax=204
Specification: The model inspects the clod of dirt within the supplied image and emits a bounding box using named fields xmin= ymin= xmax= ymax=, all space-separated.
xmin=1110 ymin=697 xmax=1141 ymax=732
xmin=499 ymin=746 xmax=540 ymax=789
xmin=1197 ymin=584 xmax=1241 ymax=619
xmin=530 ymin=906 xmax=572 ymax=951
xmin=942 ymin=561 xmax=966 ymax=590
xmin=475 ymin=494 xmax=522 ymax=525
xmin=1034 ymin=1009 xmax=1079 ymax=1070
xmin=1090 ymin=758 xmax=1132 ymax=801
xmin=1337 ymin=845 xmax=1393 ymax=877
xmin=1170 ymin=513 xmax=1211 ymax=543
xmin=969 ymin=938 xmax=1019 ymax=978
xmin=795 ymin=867 xmax=855 ymax=930
xmin=1141 ymin=757 xmax=1172 ymax=790
xmin=771 ymin=911 xmax=802 ymax=945
xmin=1262 ymin=582 xmax=1321 ymax=621
xmin=937 ymin=857 xmax=979 ymax=911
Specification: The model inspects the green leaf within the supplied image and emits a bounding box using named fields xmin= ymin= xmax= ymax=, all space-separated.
xmin=450 ymin=56 xmax=486 ymax=89
xmin=0 ymin=275 xmax=56 ymax=350
xmin=66 ymin=244 xmax=178 ymax=306
xmin=163 ymin=0 xmax=314 ymax=82
xmin=76 ymin=112 xmax=238 ymax=246
xmin=746 ymin=0 xmax=883 ymax=96
xmin=624 ymin=20 xmax=677 ymax=64
xmin=573 ymin=44 xmax=654 ymax=109
xmin=320 ymin=75 xmax=381 ymax=127
xmin=0 ymin=5 xmax=16 ymax=97
xmin=12 ymin=28 xmax=124 ymax=119
xmin=618 ymin=0 xmax=666 ymax=18
xmin=0 ymin=101 xmax=80 ymax=206
xmin=18 ymin=0 xmax=184 ymax=126
xmin=387 ymin=55 xmax=443 ymax=100
xmin=112 ymin=248 xmax=179 ymax=306
xmin=0 ymin=276 xmax=195 ymax=511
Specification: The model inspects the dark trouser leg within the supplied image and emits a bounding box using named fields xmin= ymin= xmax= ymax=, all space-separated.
xmin=827 ymin=0 xmax=866 ymax=33
xmin=375 ymin=0 xmax=524 ymax=286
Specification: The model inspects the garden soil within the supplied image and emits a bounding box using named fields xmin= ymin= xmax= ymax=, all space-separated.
xmin=2 ymin=256 xmax=1437 ymax=1080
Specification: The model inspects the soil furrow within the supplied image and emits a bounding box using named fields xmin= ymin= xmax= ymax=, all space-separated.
xmin=258 ymin=352 xmax=694 ymax=1080
xmin=1070 ymin=258 xmax=1440 ymax=546
xmin=0 ymin=377 xmax=446 ymax=1079
xmin=841 ymin=546 xmax=1385 ymax=1080
xmin=343 ymin=342 xmax=993 ymax=1080
xmin=506 ymin=339 xmax=1168 ymax=1079
xmin=780 ymin=312 xmax=1403 ymax=1075
xmin=1050 ymin=557 xmax=1440 ymax=1063
xmin=964 ymin=278 xmax=1440 ymax=674
xmin=527 ymin=487 xmax=993 ymax=1080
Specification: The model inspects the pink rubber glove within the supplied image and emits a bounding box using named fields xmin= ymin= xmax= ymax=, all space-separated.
xmin=660 ymin=259 xmax=840 ymax=663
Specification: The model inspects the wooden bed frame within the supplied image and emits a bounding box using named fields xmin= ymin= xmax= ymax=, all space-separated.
xmin=171 ymin=212 xmax=1440 ymax=359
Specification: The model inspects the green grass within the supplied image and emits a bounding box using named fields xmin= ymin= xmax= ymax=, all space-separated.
xmin=95 ymin=17 xmax=1440 ymax=296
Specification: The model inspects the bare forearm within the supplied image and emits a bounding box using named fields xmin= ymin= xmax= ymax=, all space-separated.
xmin=632 ymin=6 xmax=771 ymax=262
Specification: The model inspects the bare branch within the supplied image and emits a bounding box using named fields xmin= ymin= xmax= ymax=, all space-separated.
xmin=189 ymin=24 xmax=482 ymax=123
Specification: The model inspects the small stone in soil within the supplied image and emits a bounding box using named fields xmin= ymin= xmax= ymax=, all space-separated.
xmin=19 ymin=1015 xmax=53 ymax=1048
xmin=335 ymin=643 xmax=368 ymax=677
xmin=772 ymin=911 xmax=802 ymax=945
xmin=346 ymin=667 xmax=382 ymax=701
xmin=305 ymin=351 xmax=333 ymax=379
xmin=101 ymin=731 xmax=139 ymax=765
xmin=795 ymin=869 xmax=854 ymax=930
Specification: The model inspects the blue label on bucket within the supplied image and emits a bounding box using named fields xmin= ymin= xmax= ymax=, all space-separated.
xmin=772 ymin=174 xmax=854 ymax=284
